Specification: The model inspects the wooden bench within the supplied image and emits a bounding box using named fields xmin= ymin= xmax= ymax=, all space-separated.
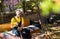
xmin=0 ymin=19 xmax=41 ymax=35
xmin=0 ymin=19 xmax=30 ymax=32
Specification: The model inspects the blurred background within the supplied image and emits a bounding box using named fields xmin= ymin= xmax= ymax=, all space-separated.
xmin=0 ymin=0 xmax=60 ymax=24
xmin=0 ymin=0 xmax=60 ymax=39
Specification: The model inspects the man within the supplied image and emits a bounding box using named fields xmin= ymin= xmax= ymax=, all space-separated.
xmin=11 ymin=9 xmax=31 ymax=39
xmin=10 ymin=9 xmax=24 ymax=36
xmin=11 ymin=9 xmax=24 ymax=28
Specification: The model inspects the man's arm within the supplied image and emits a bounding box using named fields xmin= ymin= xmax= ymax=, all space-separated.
xmin=18 ymin=17 xmax=24 ymax=30
xmin=11 ymin=18 xmax=17 ymax=28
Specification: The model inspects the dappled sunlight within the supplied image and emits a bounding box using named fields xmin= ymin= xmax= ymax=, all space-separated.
xmin=49 ymin=27 xmax=60 ymax=30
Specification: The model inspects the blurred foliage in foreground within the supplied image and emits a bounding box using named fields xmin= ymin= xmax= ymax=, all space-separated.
xmin=39 ymin=0 xmax=60 ymax=16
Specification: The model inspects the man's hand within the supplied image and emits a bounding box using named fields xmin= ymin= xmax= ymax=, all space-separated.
xmin=11 ymin=25 xmax=15 ymax=28
xmin=11 ymin=23 xmax=18 ymax=28
xmin=17 ymin=27 xmax=23 ymax=31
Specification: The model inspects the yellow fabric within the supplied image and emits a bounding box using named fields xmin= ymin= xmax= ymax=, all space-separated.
xmin=11 ymin=16 xmax=24 ymax=27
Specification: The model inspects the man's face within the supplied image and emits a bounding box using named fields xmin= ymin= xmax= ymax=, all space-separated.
xmin=16 ymin=11 xmax=21 ymax=17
